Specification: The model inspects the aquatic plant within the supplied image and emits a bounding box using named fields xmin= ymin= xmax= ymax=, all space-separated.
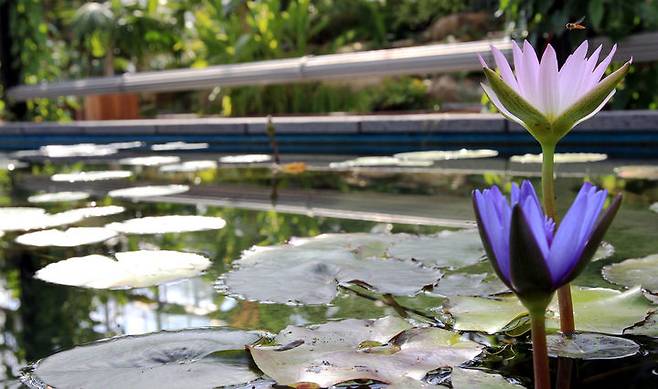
xmin=473 ymin=180 xmax=621 ymax=388
xmin=478 ymin=40 xmax=630 ymax=334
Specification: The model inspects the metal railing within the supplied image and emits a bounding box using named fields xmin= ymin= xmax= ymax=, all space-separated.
xmin=7 ymin=31 xmax=658 ymax=101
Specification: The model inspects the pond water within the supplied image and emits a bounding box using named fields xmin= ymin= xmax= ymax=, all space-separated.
xmin=0 ymin=148 xmax=656 ymax=388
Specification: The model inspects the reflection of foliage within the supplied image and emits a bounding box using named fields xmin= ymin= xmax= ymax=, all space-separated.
xmin=498 ymin=0 xmax=658 ymax=109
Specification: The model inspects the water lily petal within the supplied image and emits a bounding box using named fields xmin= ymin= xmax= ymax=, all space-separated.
xmin=473 ymin=192 xmax=511 ymax=285
xmin=548 ymin=192 xmax=589 ymax=283
xmin=491 ymin=45 xmax=519 ymax=91
xmin=558 ymin=41 xmax=589 ymax=110
xmin=538 ymin=44 xmax=560 ymax=116
xmin=589 ymin=45 xmax=617 ymax=89
xmin=520 ymin=197 xmax=550 ymax=259
xmin=521 ymin=40 xmax=542 ymax=108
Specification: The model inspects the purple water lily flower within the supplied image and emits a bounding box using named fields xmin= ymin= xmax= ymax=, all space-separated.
xmin=473 ymin=181 xmax=621 ymax=305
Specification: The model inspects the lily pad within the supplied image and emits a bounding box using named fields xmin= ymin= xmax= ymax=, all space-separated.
xmin=388 ymin=229 xmax=484 ymax=269
xmin=23 ymin=328 xmax=262 ymax=389
xmin=160 ymin=160 xmax=217 ymax=173
xmin=40 ymin=143 xmax=117 ymax=158
xmin=0 ymin=207 xmax=83 ymax=232
xmin=16 ymin=227 xmax=118 ymax=247
xmin=650 ymin=203 xmax=658 ymax=214
xmin=108 ymin=185 xmax=189 ymax=199
xmin=451 ymin=367 xmax=525 ymax=389
xmin=624 ymin=312 xmax=658 ymax=337
xmin=219 ymin=154 xmax=271 ymax=164
xmin=218 ymin=246 xmax=442 ymax=305
xmin=27 ymin=191 xmax=90 ymax=203
xmin=432 ymin=273 xmax=509 ymax=297
xmin=36 ymin=250 xmax=211 ymax=289
xmin=51 ymin=170 xmax=133 ymax=182
xmin=106 ymin=215 xmax=226 ymax=234
xmin=118 ymin=156 xmax=181 ymax=166
xmin=546 ymin=333 xmax=640 ymax=360
xmin=546 ymin=286 xmax=653 ymax=335
xmin=151 ymin=141 xmax=209 ymax=151
xmin=444 ymin=295 xmax=526 ymax=334
xmin=510 ymin=153 xmax=607 ymax=164
xmin=61 ymin=205 xmax=125 ymax=219
xmin=614 ymin=165 xmax=658 ymax=180
xmin=249 ymin=316 xmax=482 ymax=388
xmin=329 ymin=156 xmax=433 ymax=168
xmin=289 ymin=232 xmax=401 ymax=258
xmin=592 ymin=242 xmax=615 ymax=261
xmin=394 ymin=149 xmax=499 ymax=161
xmin=107 ymin=141 xmax=144 ymax=150
xmin=602 ymin=254 xmax=658 ymax=293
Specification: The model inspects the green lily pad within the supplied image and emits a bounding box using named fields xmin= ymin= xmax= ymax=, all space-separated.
xmin=445 ymin=287 xmax=652 ymax=335
xmin=289 ymin=232 xmax=400 ymax=258
xmin=592 ymin=242 xmax=615 ymax=262
xmin=394 ymin=149 xmax=499 ymax=161
xmin=51 ymin=170 xmax=133 ymax=182
xmin=249 ymin=316 xmax=482 ymax=388
xmin=509 ymin=153 xmax=607 ymax=164
xmin=24 ymin=328 xmax=262 ymax=389
xmin=16 ymin=227 xmax=118 ymax=247
xmin=106 ymin=215 xmax=227 ymax=234
xmin=218 ymin=246 xmax=442 ymax=305
xmin=624 ymin=312 xmax=658 ymax=337
xmin=432 ymin=273 xmax=509 ymax=297
xmin=0 ymin=207 xmax=84 ymax=232
xmin=650 ymin=203 xmax=658 ymax=214
xmin=444 ymin=295 xmax=526 ymax=334
xmin=546 ymin=333 xmax=640 ymax=360
xmin=108 ymin=185 xmax=189 ymax=199
xmin=36 ymin=250 xmax=211 ymax=289
xmin=28 ymin=191 xmax=90 ymax=203
xmin=602 ymin=254 xmax=658 ymax=293
xmin=388 ymin=229 xmax=485 ymax=269
xmin=451 ymin=367 xmax=526 ymax=389
xmin=546 ymin=286 xmax=653 ymax=335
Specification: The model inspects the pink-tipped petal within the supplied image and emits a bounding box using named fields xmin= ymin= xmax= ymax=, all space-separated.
xmin=491 ymin=45 xmax=519 ymax=91
xmin=587 ymin=44 xmax=617 ymax=91
xmin=478 ymin=53 xmax=488 ymax=68
xmin=511 ymin=41 xmax=528 ymax=98
xmin=538 ymin=44 xmax=560 ymax=116
xmin=521 ymin=40 xmax=542 ymax=110
xmin=558 ymin=41 xmax=589 ymax=109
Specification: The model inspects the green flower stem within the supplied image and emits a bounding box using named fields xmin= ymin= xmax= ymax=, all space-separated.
xmin=541 ymin=143 xmax=576 ymax=335
xmin=530 ymin=309 xmax=551 ymax=389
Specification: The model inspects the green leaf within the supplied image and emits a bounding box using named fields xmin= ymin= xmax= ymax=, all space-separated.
xmin=547 ymin=333 xmax=640 ymax=360
xmin=602 ymin=253 xmax=658 ymax=293
xmin=588 ymin=1 xmax=605 ymax=29
xmin=445 ymin=295 xmax=527 ymax=334
xmin=451 ymin=367 xmax=526 ymax=389
xmin=552 ymin=62 xmax=630 ymax=140
xmin=482 ymin=68 xmax=551 ymax=141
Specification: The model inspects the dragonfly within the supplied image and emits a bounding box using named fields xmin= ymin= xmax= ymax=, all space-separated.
xmin=566 ymin=16 xmax=586 ymax=30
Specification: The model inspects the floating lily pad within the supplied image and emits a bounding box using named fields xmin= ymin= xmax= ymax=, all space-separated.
xmin=444 ymin=295 xmax=526 ymax=334
xmin=219 ymin=154 xmax=272 ymax=164
xmin=546 ymin=333 xmax=640 ymax=360
xmin=118 ymin=156 xmax=181 ymax=166
xmin=108 ymin=185 xmax=189 ymax=198
xmin=61 ymin=205 xmax=125 ymax=219
xmin=290 ymin=232 xmax=401 ymax=258
xmin=28 ymin=191 xmax=90 ymax=203
xmin=0 ymin=207 xmax=83 ymax=232
xmin=24 ymin=328 xmax=262 ymax=389
xmin=36 ymin=250 xmax=211 ymax=289
xmin=650 ymin=203 xmax=658 ymax=214
xmin=249 ymin=316 xmax=482 ymax=388
xmin=624 ymin=312 xmax=658 ymax=337
xmin=602 ymin=254 xmax=658 ymax=293
xmin=614 ymin=165 xmax=658 ymax=180
xmin=546 ymin=286 xmax=653 ymax=335
xmin=51 ymin=170 xmax=133 ymax=182
xmin=16 ymin=227 xmax=117 ymax=247
xmin=510 ymin=153 xmax=607 ymax=164
xmin=160 ymin=160 xmax=217 ymax=173
xmin=394 ymin=149 xmax=499 ymax=161
xmin=592 ymin=242 xmax=615 ymax=261
xmin=451 ymin=367 xmax=525 ymax=389
xmin=40 ymin=143 xmax=117 ymax=158
xmin=151 ymin=141 xmax=209 ymax=151
xmin=432 ymin=273 xmax=509 ymax=297
xmin=106 ymin=215 xmax=226 ymax=234
xmin=329 ymin=156 xmax=433 ymax=168
xmin=388 ymin=229 xmax=484 ymax=269
xmin=107 ymin=141 xmax=144 ymax=150
xmin=219 ymin=246 xmax=442 ymax=305
xmin=387 ymin=377 xmax=438 ymax=388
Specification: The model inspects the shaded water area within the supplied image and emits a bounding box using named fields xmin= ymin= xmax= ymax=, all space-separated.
xmin=0 ymin=148 xmax=656 ymax=388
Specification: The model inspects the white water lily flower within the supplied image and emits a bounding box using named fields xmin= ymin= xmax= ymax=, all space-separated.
xmin=479 ymin=40 xmax=631 ymax=144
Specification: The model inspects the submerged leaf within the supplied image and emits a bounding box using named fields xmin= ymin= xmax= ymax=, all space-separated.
xmin=546 ymin=333 xmax=640 ymax=360
xmin=24 ymin=328 xmax=262 ymax=389
xmin=36 ymin=250 xmax=211 ymax=289
xmin=602 ymin=254 xmax=658 ymax=293
xmin=249 ymin=317 xmax=482 ymax=388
